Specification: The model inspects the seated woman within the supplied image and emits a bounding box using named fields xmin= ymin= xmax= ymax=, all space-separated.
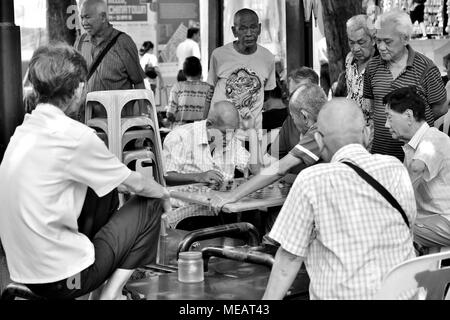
xmin=166 ymin=56 xmax=214 ymax=127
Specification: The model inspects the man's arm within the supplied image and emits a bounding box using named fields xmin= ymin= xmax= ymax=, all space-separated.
xmin=165 ymin=170 xmax=224 ymax=186
xmin=210 ymin=154 xmax=302 ymax=209
xmin=120 ymin=171 xmax=169 ymax=199
xmin=262 ymin=247 xmax=304 ymax=300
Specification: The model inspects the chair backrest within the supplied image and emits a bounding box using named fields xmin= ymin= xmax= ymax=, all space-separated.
xmin=374 ymin=251 xmax=450 ymax=300
xmin=434 ymin=110 xmax=450 ymax=136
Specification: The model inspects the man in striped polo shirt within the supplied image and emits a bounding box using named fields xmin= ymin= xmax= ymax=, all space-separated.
xmin=363 ymin=10 xmax=447 ymax=162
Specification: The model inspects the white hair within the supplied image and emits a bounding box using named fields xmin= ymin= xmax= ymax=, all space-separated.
xmin=374 ymin=9 xmax=413 ymax=39
xmin=346 ymin=14 xmax=373 ymax=38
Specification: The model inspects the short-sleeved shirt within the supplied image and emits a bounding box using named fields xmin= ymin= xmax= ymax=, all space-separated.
xmin=270 ymin=144 xmax=417 ymax=300
xmin=75 ymin=26 xmax=144 ymax=93
xmin=207 ymin=42 xmax=276 ymax=130
xmin=363 ymin=45 xmax=446 ymax=161
xmin=162 ymin=120 xmax=250 ymax=182
xmin=402 ymin=122 xmax=450 ymax=221
xmin=0 ymin=104 xmax=131 ymax=284
xmin=140 ymin=52 xmax=158 ymax=71
xmin=288 ymin=125 xmax=320 ymax=167
xmin=167 ymin=80 xmax=214 ymax=123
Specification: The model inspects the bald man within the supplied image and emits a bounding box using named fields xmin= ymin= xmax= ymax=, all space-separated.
xmin=263 ymin=98 xmax=417 ymax=300
xmin=75 ymin=0 xmax=145 ymax=118
xmin=207 ymin=8 xmax=276 ymax=130
xmin=162 ymin=101 xmax=258 ymax=228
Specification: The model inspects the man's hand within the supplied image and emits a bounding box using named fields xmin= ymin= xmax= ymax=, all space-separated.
xmin=196 ymin=170 xmax=224 ymax=184
xmin=209 ymin=192 xmax=237 ymax=213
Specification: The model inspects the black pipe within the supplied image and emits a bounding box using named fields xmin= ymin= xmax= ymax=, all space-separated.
xmin=177 ymin=222 xmax=260 ymax=258
xmin=201 ymin=247 xmax=275 ymax=272
xmin=0 ymin=0 xmax=23 ymax=162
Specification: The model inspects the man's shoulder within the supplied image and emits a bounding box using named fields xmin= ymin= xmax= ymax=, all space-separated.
xmin=211 ymin=43 xmax=233 ymax=56
xmin=412 ymin=49 xmax=439 ymax=72
xmin=367 ymin=54 xmax=383 ymax=70
xmin=257 ymin=45 xmax=275 ymax=60
xmin=114 ymin=29 xmax=136 ymax=48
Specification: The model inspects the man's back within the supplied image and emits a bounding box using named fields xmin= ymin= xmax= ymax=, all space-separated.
xmin=269 ymin=144 xmax=417 ymax=299
xmin=176 ymin=39 xmax=200 ymax=71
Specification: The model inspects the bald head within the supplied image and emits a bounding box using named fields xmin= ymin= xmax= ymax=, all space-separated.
xmin=208 ymin=101 xmax=240 ymax=129
xmin=81 ymin=0 xmax=107 ymax=13
xmin=234 ymin=8 xmax=259 ymax=26
xmin=317 ymin=98 xmax=366 ymax=160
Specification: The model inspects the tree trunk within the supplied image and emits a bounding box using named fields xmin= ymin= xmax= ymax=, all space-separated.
xmin=47 ymin=0 xmax=77 ymax=45
xmin=320 ymin=0 xmax=363 ymax=84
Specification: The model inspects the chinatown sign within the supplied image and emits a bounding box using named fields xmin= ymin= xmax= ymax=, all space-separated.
xmin=107 ymin=0 xmax=148 ymax=22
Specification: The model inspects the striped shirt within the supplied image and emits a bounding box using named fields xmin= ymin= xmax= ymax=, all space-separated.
xmin=167 ymin=80 xmax=214 ymax=124
xmin=402 ymin=122 xmax=450 ymax=221
xmin=74 ymin=25 xmax=145 ymax=117
xmin=270 ymin=144 xmax=417 ymax=300
xmin=363 ymin=45 xmax=446 ymax=161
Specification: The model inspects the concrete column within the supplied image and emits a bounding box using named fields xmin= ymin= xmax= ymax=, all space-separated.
xmin=0 ymin=0 xmax=23 ymax=162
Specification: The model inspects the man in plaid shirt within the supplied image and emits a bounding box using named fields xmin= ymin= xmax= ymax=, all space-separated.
xmin=263 ymin=98 xmax=416 ymax=300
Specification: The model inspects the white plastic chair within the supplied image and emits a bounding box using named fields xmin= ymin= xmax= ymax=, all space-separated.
xmin=374 ymin=250 xmax=450 ymax=300
xmin=434 ymin=110 xmax=450 ymax=135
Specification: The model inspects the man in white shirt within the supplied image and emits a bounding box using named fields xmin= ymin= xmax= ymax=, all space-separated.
xmin=384 ymin=86 xmax=450 ymax=251
xmin=0 ymin=43 xmax=170 ymax=300
xmin=176 ymin=27 xmax=201 ymax=81
xmin=207 ymin=8 xmax=276 ymax=130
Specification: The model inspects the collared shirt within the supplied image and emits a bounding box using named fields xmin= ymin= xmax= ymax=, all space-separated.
xmin=288 ymin=125 xmax=320 ymax=167
xmin=270 ymin=144 xmax=416 ymax=300
xmin=163 ymin=120 xmax=250 ymax=181
xmin=402 ymin=122 xmax=450 ymax=221
xmin=0 ymin=104 xmax=131 ymax=283
xmin=363 ymin=45 xmax=446 ymax=161
xmin=74 ymin=25 xmax=144 ymax=94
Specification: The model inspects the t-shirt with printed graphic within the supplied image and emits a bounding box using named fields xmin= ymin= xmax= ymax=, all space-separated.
xmin=207 ymin=42 xmax=276 ymax=129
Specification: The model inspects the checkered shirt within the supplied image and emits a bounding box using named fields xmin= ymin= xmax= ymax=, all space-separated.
xmin=270 ymin=144 xmax=417 ymax=300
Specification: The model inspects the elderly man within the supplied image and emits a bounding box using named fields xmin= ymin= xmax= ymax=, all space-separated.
xmin=75 ymin=0 xmax=145 ymax=118
xmin=163 ymin=101 xmax=256 ymax=228
xmin=176 ymin=27 xmax=201 ymax=82
xmin=345 ymin=14 xmax=377 ymax=147
xmin=384 ymin=86 xmax=450 ymax=252
xmin=276 ymin=67 xmax=320 ymax=165
xmin=0 ymin=43 xmax=170 ymax=300
xmin=263 ymin=98 xmax=417 ymax=300
xmin=210 ymin=83 xmax=327 ymax=211
xmin=207 ymin=8 xmax=276 ymax=130
xmin=363 ymin=10 xmax=447 ymax=162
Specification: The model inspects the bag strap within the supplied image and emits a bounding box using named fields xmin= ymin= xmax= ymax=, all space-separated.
xmin=86 ymin=32 xmax=123 ymax=81
xmin=342 ymin=161 xmax=410 ymax=228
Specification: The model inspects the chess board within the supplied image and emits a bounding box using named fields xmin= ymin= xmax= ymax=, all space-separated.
xmin=168 ymin=177 xmax=293 ymax=213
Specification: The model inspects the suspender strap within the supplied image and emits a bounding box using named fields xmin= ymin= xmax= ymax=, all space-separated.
xmin=342 ymin=161 xmax=410 ymax=229
xmin=83 ymin=32 xmax=123 ymax=82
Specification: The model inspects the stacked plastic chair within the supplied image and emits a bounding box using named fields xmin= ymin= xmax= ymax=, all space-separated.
xmin=85 ymin=89 xmax=166 ymax=189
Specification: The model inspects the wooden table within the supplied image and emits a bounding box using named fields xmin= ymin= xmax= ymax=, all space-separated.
xmin=168 ymin=174 xmax=296 ymax=213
